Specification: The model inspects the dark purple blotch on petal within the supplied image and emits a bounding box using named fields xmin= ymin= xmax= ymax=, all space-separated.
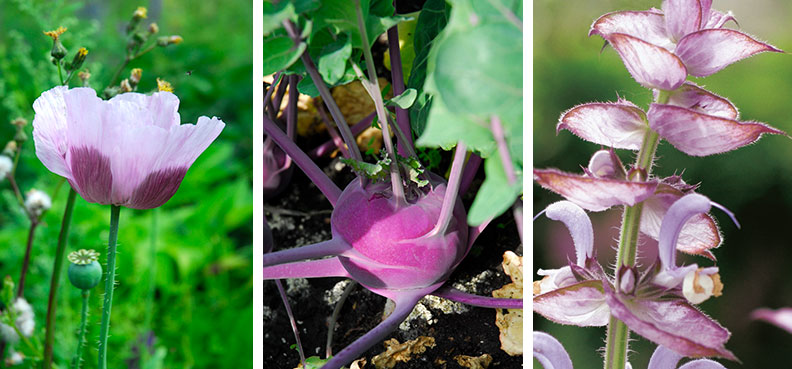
xmin=70 ymin=146 xmax=113 ymax=205
xmin=128 ymin=167 xmax=188 ymax=209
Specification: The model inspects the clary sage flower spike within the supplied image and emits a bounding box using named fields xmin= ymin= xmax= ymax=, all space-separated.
xmin=534 ymin=194 xmax=738 ymax=359
xmin=31 ymin=86 xmax=225 ymax=209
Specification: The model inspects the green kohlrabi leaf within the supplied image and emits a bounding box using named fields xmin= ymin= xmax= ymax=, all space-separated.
xmin=317 ymin=33 xmax=352 ymax=84
xmin=407 ymin=0 xmax=450 ymax=138
xmin=386 ymin=88 xmax=417 ymax=109
xmin=263 ymin=2 xmax=295 ymax=36
xmin=467 ymin=153 xmax=521 ymax=226
xmin=297 ymin=74 xmax=320 ymax=97
xmin=263 ymin=36 xmax=307 ymax=76
xmin=311 ymin=0 xmax=407 ymax=49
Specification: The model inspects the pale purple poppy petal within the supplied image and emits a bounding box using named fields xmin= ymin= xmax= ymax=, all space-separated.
xmin=533 ymin=332 xmax=574 ymax=369
xmin=62 ymin=87 xmax=106 ymax=157
xmin=126 ymin=116 xmax=225 ymax=209
xmin=662 ymin=0 xmax=706 ymax=42
xmin=535 ymin=168 xmax=658 ymax=211
xmin=557 ymin=101 xmax=648 ymax=150
xmin=606 ymin=33 xmax=688 ymax=90
xmin=105 ymin=123 xmax=170 ymax=205
xmin=641 ymin=188 xmax=721 ymax=259
xmin=649 ymin=345 xmax=727 ymax=369
xmin=32 ymin=86 xmax=71 ymax=178
xmin=703 ymin=9 xmax=735 ymax=29
xmin=110 ymin=91 xmax=181 ymax=130
xmin=604 ymin=283 xmax=736 ymax=360
xmin=544 ymin=201 xmax=594 ymax=266
xmin=534 ymin=280 xmax=610 ymax=327
xmin=752 ymin=307 xmax=792 ymax=334
xmin=589 ymin=11 xmax=674 ymax=50
xmin=676 ymin=29 xmax=782 ymax=77
xmin=649 ymin=104 xmax=784 ymax=156
xmin=663 ymin=82 xmax=738 ymax=120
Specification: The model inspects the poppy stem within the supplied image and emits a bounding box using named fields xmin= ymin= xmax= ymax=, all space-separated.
xmin=72 ymin=290 xmax=90 ymax=369
xmin=43 ymin=188 xmax=77 ymax=369
xmin=97 ymin=205 xmax=121 ymax=369
xmin=604 ymin=90 xmax=670 ymax=369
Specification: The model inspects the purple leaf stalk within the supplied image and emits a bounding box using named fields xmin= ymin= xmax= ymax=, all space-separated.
xmin=534 ymin=0 xmax=785 ymax=368
xmin=264 ymin=13 xmax=522 ymax=369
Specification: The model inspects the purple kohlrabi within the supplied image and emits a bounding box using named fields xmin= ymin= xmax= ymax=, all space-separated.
xmin=534 ymin=194 xmax=739 ymax=359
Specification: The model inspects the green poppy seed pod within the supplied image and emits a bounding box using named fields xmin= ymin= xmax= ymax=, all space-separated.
xmin=68 ymin=261 xmax=102 ymax=290
xmin=67 ymin=249 xmax=102 ymax=290
xmin=14 ymin=130 xmax=27 ymax=144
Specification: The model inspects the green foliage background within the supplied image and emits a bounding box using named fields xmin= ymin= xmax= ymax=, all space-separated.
xmin=0 ymin=1 xmax=252 ymax=368
xmin=534 ymin=0 xmax=792 ymax=367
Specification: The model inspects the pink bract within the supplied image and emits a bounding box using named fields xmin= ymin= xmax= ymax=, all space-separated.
xmin=32 ymin=86 xmax=224 ymax=209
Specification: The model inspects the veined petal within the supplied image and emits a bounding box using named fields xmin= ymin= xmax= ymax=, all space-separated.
xmin=544 ymin=201 xmax=594 ymax=265
xmin=649 ymin=104 xmax=784 ymax=156
xmin=534 ymin=280 xmax=610 ymax=327
xmin=604 ymin=283 xmax=736 ymax=360
xmin=533 ymin=332 xmax=574 ymax=369
xmin=32 ymin=86 xmax=70 ymax=179
xmin=590 ymin=10 xmax=674 ymax=50
xmin=662 ymin=0 xmax=706 ymax=42
xmin=641 ymin=187 xmax=721 ymax=259
xmin=535 ymin=168 xmax=658 ymax=211
xmin=109 ymin=91 xmax=181 ymax=130
xmin=606 ymin=33 xmax=688 ymax=90
xmin=557 ymin=101 xmax=648 ymax=150
xmin=649 ymin=345 xmax=727 ymax=369
xmin=663 ymin=82 xmax=738 ymax=120
xmin=752 ymin=307 xmax=792 ymax=334
xmin=676 ymin=29 xmax=782 ymax=77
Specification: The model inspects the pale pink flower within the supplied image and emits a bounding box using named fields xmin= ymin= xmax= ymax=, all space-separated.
xmin=32 ymin=86 xmax=225 ymax=209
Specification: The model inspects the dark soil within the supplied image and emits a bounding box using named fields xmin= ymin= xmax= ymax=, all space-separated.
xmin=264 ymin=150 xmax=523 ymax=369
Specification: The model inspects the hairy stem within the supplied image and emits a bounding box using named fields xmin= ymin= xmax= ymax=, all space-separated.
xmin=263 ymin=114 xmax=342 ymax=205
xmin=386 ymin=26 xmax=413 ymax=154
xmin=72 ymin=290 xmax=90 ymax=369
xmin=604 ymin=89 xmax=669 ymax=369
xmin=143 ymin=207 xmax=159 ymax=367
xmin=43 ymin=188 xmax=77 ymax=369
xmin=354 ymin=0 xmax=404 ymax=205
xmin=97 ymin=205 xmax=121 ymax=369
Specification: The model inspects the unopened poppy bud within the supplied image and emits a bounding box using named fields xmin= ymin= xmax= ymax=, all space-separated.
xmin=157 ymin=35 xmax=183 ymax=47
xmin=67 ymin=47 xmax=88 ymax=71
xmin=0 ymin=155 xmax=12 ymax=180
xmin=148 ymin=22 xmax=159 ymax=34
xmin=25 ymin=189 xmax=51 ymax=217
xmin=156 ymin=78 xmax=174 ymax=92
xmin=682 ymin=268 xmax=723 ymax=304
xmin=120 ymin=79 xmax=133 ymax=93
xmin=67 ymin=249 xmax=103 ymax=290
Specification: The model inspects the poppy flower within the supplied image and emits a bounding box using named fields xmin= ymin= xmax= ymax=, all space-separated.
xmin=32 ymin=86 xmax=224 ymax=209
